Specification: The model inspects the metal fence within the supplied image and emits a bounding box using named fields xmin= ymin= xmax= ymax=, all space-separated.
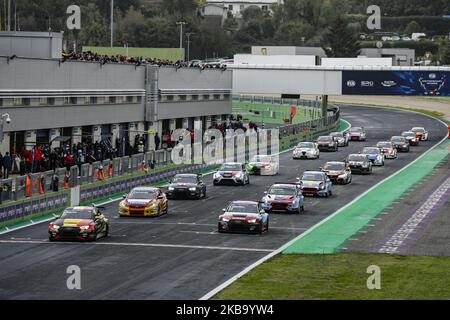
xmin=232 ymin=95 xmax=323 ymax=109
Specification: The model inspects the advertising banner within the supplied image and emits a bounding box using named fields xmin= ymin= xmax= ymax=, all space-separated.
xmin=342 ymin=71 xmax=450 ymax=96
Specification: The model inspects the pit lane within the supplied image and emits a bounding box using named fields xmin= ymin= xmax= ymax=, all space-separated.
xmin=0 ymin=105 xmax=447 ymax=299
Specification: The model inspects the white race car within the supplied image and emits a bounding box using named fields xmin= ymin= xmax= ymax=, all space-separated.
xmin=292 ymin=142 xmax=320 ymax=160
xmin=246 ymin=155 xmax=279 ymax=176
xmin=411 ymin=127 xmax=429 ymax=141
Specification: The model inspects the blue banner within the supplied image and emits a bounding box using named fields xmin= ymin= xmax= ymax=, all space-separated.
xmin=342 ymin=71 xmax=450 ymax=96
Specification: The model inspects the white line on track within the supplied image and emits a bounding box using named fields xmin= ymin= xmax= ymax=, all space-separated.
xmin=378 ymin=174 xmax=450 ymax=254
xmin=0 ymin=239 xmax=274 ymax=253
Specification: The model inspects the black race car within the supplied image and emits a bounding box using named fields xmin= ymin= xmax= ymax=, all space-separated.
xmin=166 ymin=174 xmax=206 ymax=199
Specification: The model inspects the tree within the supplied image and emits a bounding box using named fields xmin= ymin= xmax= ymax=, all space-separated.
xmin=274 ymin=21 xmax=314 ymax=46
xmin=404 ymin=21 xmax=421 ymax=36
xmin=438 ymin=40 xmax=450 ymax=66
xmin=322 ymin=15 xmax=360 ymax=57
xmin=77 ymin=3 xmax=109 ymax=47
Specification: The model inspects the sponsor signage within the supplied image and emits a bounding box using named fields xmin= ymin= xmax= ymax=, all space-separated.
xmin=342 ymin=71 xmax=450 ymax=96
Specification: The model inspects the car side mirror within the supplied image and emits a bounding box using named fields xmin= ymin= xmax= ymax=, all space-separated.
xmin=319 ymin=167 xmax=323 ymax=170
xmin=122 ymin=195 xmax=127 ymax=199
xmin=157 ymin=195 xmax=164 ymax=200
xmin=263 ymin=191 xmax=268 ymax=194
xmin=222 ymin=208 xmax=226 ymax=212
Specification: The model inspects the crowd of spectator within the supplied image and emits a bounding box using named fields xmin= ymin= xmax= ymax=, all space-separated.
xmin=61 ymin=51 xmax=228 ymax=70
xmin=3 ymin=135 xmax=147 ymax=177
xmin=1 ymin=119 xmax=258 ymax=179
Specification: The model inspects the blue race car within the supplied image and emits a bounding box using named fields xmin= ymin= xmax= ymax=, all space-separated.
xmin=261 ymin=183 xmax=305 ymax=214
xmin=362 ymin=147 xmax=385 ymax=166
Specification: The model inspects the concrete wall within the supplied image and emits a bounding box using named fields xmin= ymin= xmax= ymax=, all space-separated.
xmin=157 ymin=101 xmax=231 ymax=119
xmin=232 ymin=68 xmax=342 ymax=95
xmin=0 ymin=57 xmax=145 ymax=90
xmin=235 ymin=54 xmax=316 ymax=66
xmin=157 ymin=67 xmax=232 ymax=91
xmin=0 ymin=31 xmax=63 ymax=59
xmin=1 ymin=103 xmax=145 ymax=132
xmin=322 ymin=58 xmax=393 ymax=67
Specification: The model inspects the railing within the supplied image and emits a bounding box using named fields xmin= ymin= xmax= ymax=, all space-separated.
xmin=232 ymin=95 xmax=323 ymax=109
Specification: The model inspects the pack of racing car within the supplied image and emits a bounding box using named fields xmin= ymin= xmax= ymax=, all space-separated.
xmin=48 ymin=125 xmax=429 ymax=238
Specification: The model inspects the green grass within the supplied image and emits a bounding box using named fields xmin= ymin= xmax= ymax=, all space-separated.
xmin=232 ymin=101 xmax=321 ymax=125
xmin=215 ymin=253 xmax=450 ymax=300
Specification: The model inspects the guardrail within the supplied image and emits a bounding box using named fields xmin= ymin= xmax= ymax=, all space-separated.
xmin=232 ymin=95 xmax=323 ymax=109
xmin=0 ymin=106 xmax=340 ymax=228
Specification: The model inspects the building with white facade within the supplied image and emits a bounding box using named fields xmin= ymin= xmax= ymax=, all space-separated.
xmin=203 ymin=0 xmax=283 ymax=18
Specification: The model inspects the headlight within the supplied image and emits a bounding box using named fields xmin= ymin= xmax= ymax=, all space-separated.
xmin=119 ymin=201 xmax=128 ymax=208
xmin=49 ymin=224 xmax=59 ymax=230
xmin=80 ymin=225 xmax=90 ymax=230
xmin=235 ymin=172 xmax=242 ymax=178
xmin=146 ymin=202 xmax=157 ymax=207
xmin=320 ymin=183 xmax=325 ymax=190
xmin=168 ymin=187 xmax=174 ymax=191
xmin=362 ymin=163 xmax=368 ymax=168
xmin=189 ymin=187 xmax=196 ymax=191
xmin=221 ymin=217 xmax=230 ymax=222
xmin=248 ymin=219 xmax=257 ymax=223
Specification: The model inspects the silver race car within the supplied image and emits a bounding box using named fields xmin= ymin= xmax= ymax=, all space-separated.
xmin=330 ymin=132 xmax=349 ymax=147
xmin=292 ymin=142 xmax=320 ymax=160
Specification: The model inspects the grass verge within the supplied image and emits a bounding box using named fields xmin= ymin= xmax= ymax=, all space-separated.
xmin=214 ymin=253 xmax=450 ymax=300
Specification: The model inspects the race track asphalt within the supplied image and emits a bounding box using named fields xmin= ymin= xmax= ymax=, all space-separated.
xmin=0 ymin=105 xmax=447 ymax=300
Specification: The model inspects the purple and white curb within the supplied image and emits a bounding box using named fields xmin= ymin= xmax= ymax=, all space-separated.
xmin=378 ymin=174 xmax=450 ymax=254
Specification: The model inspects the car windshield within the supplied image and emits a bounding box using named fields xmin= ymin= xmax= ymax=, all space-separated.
xmin=173 ymin=175 xmax=197 ymax=183
xmin=317 ymin=136 xmax=332 ymax=142
xmin=250 ymin=155 xmax=270 ymax=163
xmin=331 ymin=132 xmax=343 ymax=138
xmin=363 ymin=147 xmax=380 ymax=154
xmin=128 ymin=189 xmax=157 ymax=199
xmin=302 ymin=173 xmax=324 ymax=181
xmin=377 ymin=142 xmax=392 ymax=148
xmin=350 ymin=127 xmax=363 ymax=132
xmin=227 ymin=203 xmax=259 ymax=213
xmin=348 ymin=155 xmax=366 ymax=161
xmin=220 ymin=164 xmax=242 ymax=171
xmin=324 ymin=163 xmax=345 ymax=170
xmin=268 ymin=186 xmax=296 ymax=195
xmin=297 ymin=142 xmax=314 ymax=148
xmin=391 ymin=137 xmax=404 ymax=142
xmin=61 ymin=208 xmax=94 ymax=220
